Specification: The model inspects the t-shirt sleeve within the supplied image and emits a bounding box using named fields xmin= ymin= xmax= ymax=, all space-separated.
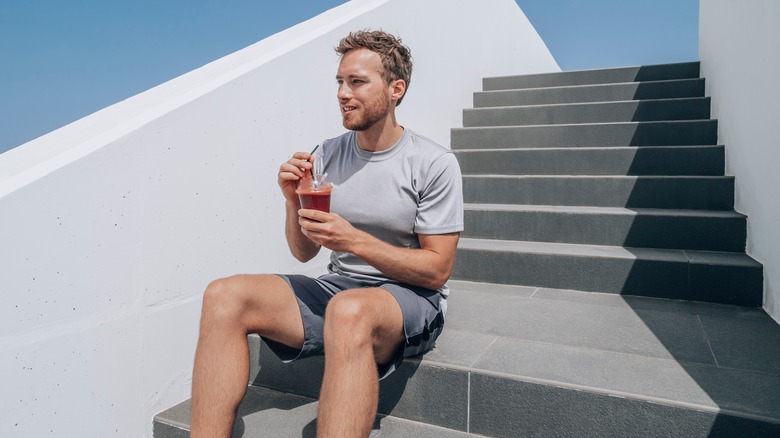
xmin=415 ymin=152 xmax=464 ymax=234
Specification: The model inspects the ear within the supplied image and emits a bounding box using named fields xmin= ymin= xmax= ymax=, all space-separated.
xmin=389 ymin=79 xmax=406 ymax=103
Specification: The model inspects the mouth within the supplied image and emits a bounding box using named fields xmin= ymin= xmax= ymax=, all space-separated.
xmin=341 ymin=105 xmax=357 ymax=115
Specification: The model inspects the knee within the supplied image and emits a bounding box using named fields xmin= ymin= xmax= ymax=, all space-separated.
xmin=324 ymin=295 xmax=372 ymax=344
xmin=201 ymin=276 xmax=245 ymax=323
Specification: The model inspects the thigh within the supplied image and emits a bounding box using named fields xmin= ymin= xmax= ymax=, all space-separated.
xmin=209 ymin=274 xmax=305 ymax=350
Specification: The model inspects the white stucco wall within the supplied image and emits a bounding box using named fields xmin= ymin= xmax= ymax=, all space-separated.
xmin=699 ymin=0 xmax=780 ymax=322
xmin=0 ymin=0 xmax=559 ymax=436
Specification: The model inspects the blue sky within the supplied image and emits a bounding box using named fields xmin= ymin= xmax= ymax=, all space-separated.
xmin=0 ymin=0 xmax=698 ymax=154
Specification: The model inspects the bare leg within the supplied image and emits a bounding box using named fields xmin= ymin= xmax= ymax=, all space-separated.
xmin=317 ymin=288 xmax=405 ymax=438
xmin=190 ymin=274 xmax=305 ymax=438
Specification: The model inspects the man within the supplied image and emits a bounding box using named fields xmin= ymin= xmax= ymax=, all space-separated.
xmin=190 ymin=30 xmax=463 ymax=438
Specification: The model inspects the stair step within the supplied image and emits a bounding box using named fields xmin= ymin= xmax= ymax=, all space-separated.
xmin=453 ymin=238 xmax=763 ymax=305
xmin=462 ymin=175 xmax=734 ymax=210
xmin=153 ymin=385 xmax=482 ymax=437
xmin=484 ymin=61 xmax=700 ymax=91
xmin=454 ymin=145 xmax=724 ymax=176
xmin=463 ymin=203 xmax=746 ymax=252
xmin=464 ymin=97 xmax=711 ymax=127
xmin=156 ymin=282 xmax=780 ymax=436
xmin=451 ymin=120 xmax=717 ymax=149
xmin=474 ymin=78 xmax=705 ymax=107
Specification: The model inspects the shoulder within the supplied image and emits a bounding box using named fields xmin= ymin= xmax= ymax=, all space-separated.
xmin=405 ymin=129 xmax=448 ymax=154
xmin=405 ymin=129 xmax=458 ymax=166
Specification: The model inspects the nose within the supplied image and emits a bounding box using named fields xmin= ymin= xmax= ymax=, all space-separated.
xmin=337 ymin=82 xmax=351 ymax=101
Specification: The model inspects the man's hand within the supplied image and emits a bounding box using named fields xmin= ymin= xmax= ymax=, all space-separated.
xmin=281 ymin=151 xmax=320 ymax=262
xmin=278 ymin=152 xmax=314 ymax=203
xmin=298 ymin=209 xmax=365 ymax=253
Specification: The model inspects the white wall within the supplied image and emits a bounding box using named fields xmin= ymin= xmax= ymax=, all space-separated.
xmin=699 ymin=0 xmax=780 ymax=322
xmin=0 ymin=0 xmax=558 ymax=436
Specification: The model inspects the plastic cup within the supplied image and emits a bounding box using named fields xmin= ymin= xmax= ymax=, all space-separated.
xmin=296 ymin=174 xmax=332 ymax=213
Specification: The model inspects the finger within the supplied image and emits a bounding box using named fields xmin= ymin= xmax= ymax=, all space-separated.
xmin=290 ymin=152 xmax=315 ymax=168
xmin=298 ymin=208 xmax=328 ymax=222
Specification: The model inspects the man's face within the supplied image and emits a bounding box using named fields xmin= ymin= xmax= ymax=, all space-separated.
xmin=336 ymin=48 xmax=395 ymax=131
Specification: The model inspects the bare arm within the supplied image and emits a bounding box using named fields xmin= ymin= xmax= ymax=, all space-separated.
xmin=279 ymin=152 xmax=320 ymax=262
xmin=299 ymin=209 xmax=459 ymax=290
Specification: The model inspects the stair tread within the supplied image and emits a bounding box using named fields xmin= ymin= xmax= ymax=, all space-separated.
xmin=457 ymin=237 xmax=761 ymax=266
xmin=464 ymin=203 xmax=745 ymax=218
xmin=453 ymin=119 xmax=716 ymax=130
xmin=463 ymin=174 xmax=732 ymax=179
xmin=154 ymin=385 xmax=484 ymax=437
xmin=432 ymin=282 xmax=780 ymax=421
xmin=466 ymin=96 xmax=710 ymax=111
xmin=455 ymin=144 xmax=724 ymax=152
xmin=475 ymin=77 xmax=703 ymax=95
xmin=483 ymin=62 xmax=700 ymax=91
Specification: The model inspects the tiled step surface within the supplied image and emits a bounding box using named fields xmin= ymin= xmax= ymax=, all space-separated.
xmin=462 ymin=175 xmax=735 ymax=210
xmin=452 ymin=238 xmax=763 ymax=306
xmin=463 ymin=203 xmax=746 ymax=252
xmin=463 ymin=97 xmax=711 ymax=127
xmin=451 ymin=120 xmax=718 ymax=149
xmin=154 ymin=281 xmax=780 ymax=437
xmin=483 ymin=61 xmax=700 ymax=91
xmin=454 ymin=145 xmax=724 ymax=176
xmin=153 ymin=385 xmax=483 ymax=438
xmin=474 ymin=78 xmax=705 ymax=107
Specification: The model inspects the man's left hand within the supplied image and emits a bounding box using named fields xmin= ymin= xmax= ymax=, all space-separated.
xmin=298 ymin=209 xmax=366 ymax=253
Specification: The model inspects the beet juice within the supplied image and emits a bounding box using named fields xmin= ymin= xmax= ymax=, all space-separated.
xmin=296 ymin=186 xmax=332 ymax=213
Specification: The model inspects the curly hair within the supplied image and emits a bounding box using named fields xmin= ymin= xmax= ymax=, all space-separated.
xmin=335 ymin=30 xmax=413 ymax=106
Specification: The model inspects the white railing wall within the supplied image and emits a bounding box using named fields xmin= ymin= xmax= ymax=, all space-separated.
xmin=699 ymin=0 xmax=780 ymax=322
xmin=0 ymin=0 xmax=559 ymax=436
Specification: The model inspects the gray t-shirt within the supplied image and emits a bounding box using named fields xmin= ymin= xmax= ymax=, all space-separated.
xmin=315 ymin=128 xmax=464 ymax=301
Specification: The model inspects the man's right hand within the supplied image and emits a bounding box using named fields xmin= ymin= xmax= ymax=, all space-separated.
xmin=278 ymin=151 xmax=315 ymax=203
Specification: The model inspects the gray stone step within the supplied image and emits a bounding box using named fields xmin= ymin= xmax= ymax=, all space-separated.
xmin=474 ymin=78 xmax=705 ymax=107
xmin=156 ymin=282 xmax=780 ymax=436
xmin=453 ymin=238 xmax=763 ymax=306
xmin=153 ymin=385 xmax=482 ymax=437
xmin=451 ymin=120 xmax=718 ymax=149
xmin=484 ymin=61 xmax=700 ymax=91
xmin=454 ymin=145 xmax=724 ymax=176
xmin=463 ymin=97 xmax=711 ymax=127
xmin=462 ymin=175 xmax=735 ymax=210
xmin=463 ymin=203 xmax=747 ymax=252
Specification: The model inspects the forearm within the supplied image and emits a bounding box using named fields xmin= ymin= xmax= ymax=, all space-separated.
xmin=350 ymin=232 xmax=457 ymax=291
xmin=285 ymin=201 xmax=320 ymax=262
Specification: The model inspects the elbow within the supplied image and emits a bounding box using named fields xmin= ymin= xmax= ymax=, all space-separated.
xmin=428 ymin=267 xmax=453 ymax=291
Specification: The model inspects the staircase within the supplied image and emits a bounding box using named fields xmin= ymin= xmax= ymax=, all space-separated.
xmin=153 ymin=62 xmax=780 ymax=436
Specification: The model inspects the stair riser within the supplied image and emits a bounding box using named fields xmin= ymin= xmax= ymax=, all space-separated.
xmin=464 ymin=98 xmax=711 ymax=127
xmin=463 ymin=209 xmax=747 ymax=252
xmin=463 ymin=176 xmax=735 ymax=210
xmin=452 ymin=120 xmax=717 ymax=149
xmin=470 ymin=374 xmax=780 ymax=438
xmin=455 ymin=146 xmax=724 ymax=176
xmin=452 ymin=248 xmax=763 ymax=306
xmin=484 ymin=62 xmax=700 ymax=91
xmin=248 ymin=337 xmax=470 ymax=432
xmin=474 ymin=78 xmax=705 ymax=107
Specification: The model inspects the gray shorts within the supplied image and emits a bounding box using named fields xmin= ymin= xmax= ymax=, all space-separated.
xmin=263 ymin=273 xmax=445 ymax=379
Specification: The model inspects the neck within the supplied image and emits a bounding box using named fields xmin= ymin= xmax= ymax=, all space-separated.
xmin=355 ymin=112 xmax=404 ymax=152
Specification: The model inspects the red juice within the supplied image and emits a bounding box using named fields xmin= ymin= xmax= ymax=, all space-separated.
xmin=296 ymin=186 xmax=332 ymax=213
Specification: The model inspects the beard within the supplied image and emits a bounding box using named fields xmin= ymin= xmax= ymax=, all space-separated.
xmin=341 ymin=89 xmax=393 ymax=131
